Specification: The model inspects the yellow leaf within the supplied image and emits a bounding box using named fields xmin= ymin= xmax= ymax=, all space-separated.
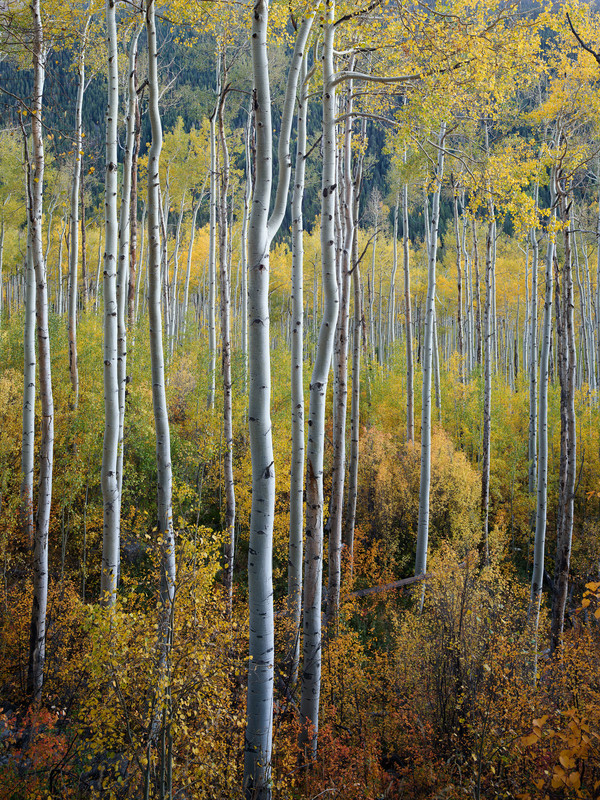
xmin=521 ymin=732 xmax=539 ymax=746
xmin=559 ymin=752 xmax=575 ymax=769
xmin=581 ymin=598 xmax=591 ymax=608
xmin=568 ymin=771 xmax=581 ymax=790
xmin=594 ymin=608 xmax=600 ymax=619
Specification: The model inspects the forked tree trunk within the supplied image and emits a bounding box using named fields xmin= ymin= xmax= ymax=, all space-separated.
xmin=244 ymin=4 xmax=315 ymax=795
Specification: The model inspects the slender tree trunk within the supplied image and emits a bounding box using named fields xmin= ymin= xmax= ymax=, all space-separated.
xmin=551 ymin=182 xmax=577 ymax=652
xmin=286 ymin=56 xmax=309 ymax=688
xmin=168 ymin=194 xmax=185 ymax=358
xmin=414 ymin=123 xmax=445 ymax=581
xmin=345 ymin=118 xmax=366 ymax=565
xmin=240 ymin=109 xmax=252 ymax=389
xmin=389 ymin=194 xmax=398 ymax=349
xmin=528 ymin=196 xmax=539 ymax=497
xmin=207 ymin=85 xmax=219 ymax=409
xmin=80 ymin=173 xmax=89 ymax=310
xmin=472 ymin=220 xmax=482 ymax=365
xmin=21 ymin=201 xmax=36 ymax=548
xmin=146 ymin=0 xmax=176 ymax=634
xmin=481 ymin=215 xmax=494 ymax=565
xmin=217 ymin=89 xmax=236 ymax=612
xmin=100 ymin=0 xmax=121 ymax=604
xmin=128 ymin=46 xmax=141 ymax=331
xmin=403 ymin=177 xmax=414 ymax=442
xmin=453 ymin=184 xmax=463 ymax=376
xmin=182 ymin=188 xmax=204 ymax=340
xmin=301 ymin=1 xmax=338 ymax=756
xmin=27 ymin=0 xmax=53 ymax=703
xmin=530 ymin=177 xmax=555 ymax=681
xmin=67 ymin=19 xmax=89 ymax=408
xmin=0 ymin=216 xmax=4 ymax=319
xmin=327 ymin=70 xmax=355 ymax=627
xmin=115 ymin=26 xmax=141 ymax=525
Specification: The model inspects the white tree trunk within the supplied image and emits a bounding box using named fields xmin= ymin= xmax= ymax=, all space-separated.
xmin=27 ymin=0 xmax=53 ymax=702
xmin=146 ymin=0 xmax=176 ymax=624
xmin=218 ymin=91 xmax=236 ymax=612
xmin=301 ymin=0 xmax=338 ymax=758
xmin=100 ymin=0 xmax=121 ymax=604
xmin=207 ymin=97 xmax=218 ymax=409
xmin=21 ymin=203 xmax=36 ymax=548
xmin=403 ymin=178 xmax=414 ymax=442
xmin=182 ymin=190 xmax=204 ymax=339
xmin=244 ymin=3 xmax=315 ymax=794
xmin=414 ymin=123 xmax=445 ymax=579
xmin=116 ymin=26 xmax=141 ymax=508
xmin=68 ymin=18 xmax=89 ymax=408
xmin=327 ymin=71 xmax=354 ymax=626
xmin=287 ymin=56 xmax=309 ymax=687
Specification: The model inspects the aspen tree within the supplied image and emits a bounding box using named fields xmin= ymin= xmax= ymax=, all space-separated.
xmin=531 ymin=170 xmax=555 ymax=679
xmin=481 ymin=215 xmax=493 ymax=566
xmin=67 ymin=16 xmax=89 ymax=408
xmin=552 ymin=178 xmax=577 ymax=652
xmin=207 ymin=72 xmax=219 ymax=409
xmin=217 ymin=85 xmax=235 ymax=611
xmin=301 ymin=0 xmax=339 ymax=756
xmin=27 ymin=0 xmax=53 ymax=702
xmin=403 ymin=167 xmax=414 ymax=442
xmin=287 ymin=53 xmax=310 ymax=687
xmin=327 ymin=68 xmax=355 ymax=626
xmin=528 ymin=183 xmax=540 ymax=498
xmin=345 ymin=117 xmax=367 ymax=562
xmin=414 ymin=123 xmax=445 ymax=581
xmin=100 ymin=0 xmax=121 ymax=604
xmin=116 ymin=26 xmax=141 ymax=507
xmin=21 ymin=187 xmax=35 ymax=549
xmin=244 ymin=3 xmax=316 ymax=795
